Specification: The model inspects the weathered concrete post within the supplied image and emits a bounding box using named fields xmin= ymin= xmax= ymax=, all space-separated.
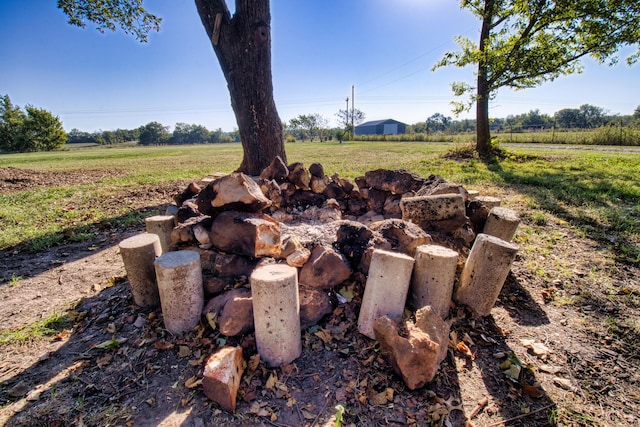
xmin=454 ymin=234 xmax=519 ymax=317
xmin=475 ymin=196 xmax=501 ymax=210
xmin=250 ymin=264 xmax=301 ymax=367
xmin=358 ymin=249 xmax=415 ymax=339
xmin=154 ymin=250 xmax=204 ymax=335
xmin=119 ymin=233 xmax=161 ymax=307
xmin=410 ymin=244 xmax=459 ymax=320
xmin=144 ymin=214 xmax=175 ymax=253
xmin=482 ymin=207 xmax=520 ymax=242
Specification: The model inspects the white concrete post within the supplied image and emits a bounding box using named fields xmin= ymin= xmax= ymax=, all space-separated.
xmin=144 ymin=214 xmax=175 ymax=253
xmin=119 ymin=233 xmax=161 ymax=307
xmin=358 ymin=249 xmax=415 ymax=339
xmin=154 ymin=250 xmax=204 ymax=335
xmin=410 ymin=244 xmax=459 ymax=320
xmin=250 ymin=264 xmax=301 ymax=367
xmin=482 ymin=207 xmax=520 ymax=242
xmin=454 ymin=234 xmax=519 ymax=317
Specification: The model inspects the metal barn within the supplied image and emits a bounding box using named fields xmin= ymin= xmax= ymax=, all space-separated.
xmin=354 ymin=119 xmax=407 ymax=136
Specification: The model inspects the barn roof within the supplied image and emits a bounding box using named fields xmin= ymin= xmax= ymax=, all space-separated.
xmin=356 ymin=119 xmax=406 ymax=127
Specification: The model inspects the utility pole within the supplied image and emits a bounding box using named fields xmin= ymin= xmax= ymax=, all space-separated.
xmin=351 ymin=85 xmax=355 ymax=139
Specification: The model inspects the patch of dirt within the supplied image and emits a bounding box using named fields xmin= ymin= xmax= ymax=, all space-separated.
xmin=0 ymin=167 xmax=127 ymax=194
xmin=0 ymin=170 xmax=639 ymax=427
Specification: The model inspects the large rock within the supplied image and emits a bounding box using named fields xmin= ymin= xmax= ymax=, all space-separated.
xmin=298 ymin=245 xmax=352 ymax=290
xmin=174 ymin=182 xmax=202 ymax=206
xmin=202 ymin=346 xmax=245 ymax=412
xmin=259 ymin=156 xmax=289 ymax=181
xmin=196 ymin=172 xmax=271 ymax=217
xmin=364 ymin=169 xmax=425 ymax=194
xmin=213 ymin=253 xmax=258 ymax=278
xmin=287 ymin=162 xmax=311 ymax=190
xmin=370 ymin=219 xmax=432 ymax=256
xmin=170 ymin=216 xmax=213 ymax=247
xmin=202 ymin=288 xmax=254 ymax=337
xmin=209 ymin=211 xmax=281 ymax=258
xmin=299 ymin=285 xmax=334 ymax=329
xmin=373 ymin=306 xmax=450 ymax=390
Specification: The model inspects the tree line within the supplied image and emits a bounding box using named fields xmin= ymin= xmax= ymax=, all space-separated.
xmin=0 ymin=95 xmax=67 ymax=153
xmin=69 ymin=121 xmax=240 ymax=146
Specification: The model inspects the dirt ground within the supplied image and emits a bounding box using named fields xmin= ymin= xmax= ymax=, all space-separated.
xmin=0 ymin=167 xmax=638 ymax=427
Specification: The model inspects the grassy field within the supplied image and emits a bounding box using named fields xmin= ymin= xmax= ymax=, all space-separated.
xmin=1 ymin=141 xmax=639 ymax=261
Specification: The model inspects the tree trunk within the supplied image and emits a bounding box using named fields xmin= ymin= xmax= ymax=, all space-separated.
xmin=195 ymin=0 xmax=286 ymax=175
xmin=476 ymin=0 xmax=493 ymax=158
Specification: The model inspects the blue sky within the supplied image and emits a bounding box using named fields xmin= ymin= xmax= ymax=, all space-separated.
xmin=1 ymin=0 xmax=638 ymax=133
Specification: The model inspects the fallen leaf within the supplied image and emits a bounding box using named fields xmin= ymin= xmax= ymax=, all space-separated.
xmin=538 ymin=364 xmax=562 ymax=374
xmin=523 ymin=384 xmax=543 ymax=398
xmin=265 ymin=373 xmax=278 ymax=390
xmin=54 ymin=330 xmax=70 ymax=341
xmin=96 ymin=354 xmax=112 ymax=368
xmin=154 ymin=341 xmax=174 ymax=351
xmin=553 ymin=377 xmax=575 ymax=391
xmin=93 ymin=337 xmax=127 ymax=350
xmin=248 ymin=354 xmax=260 ymax=371
xmin=314 ymin=329 xmax=332 ymax=345
xmin=206 ymin=312 xmax=217 ymax=330
xmin=504 ymin=365 xmax=521 ymax=380
xmin=521 ymin=339 xmax=551 ymax=359
xmin=185 ymin=375 xmax=202 ymax=389
xmin=249 ymin=401 xmax=270 ymax=417
xmin=368 ymin=387 xmax=394 ymax=406
xmin=178 ymin=346 xmax=192 ymax=358
xmin=456 ymin=341 xmax=473 ymax=358
xmin=338 ymin=286 xmax=354 ymax=302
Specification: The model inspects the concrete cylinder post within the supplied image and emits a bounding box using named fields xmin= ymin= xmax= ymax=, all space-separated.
xmin=145 ymin=214 xmax=175 ymax=253
xmin=250 ymin=264 xmax=301 ymax=367
xmin=482 ymin=207 xmax=520 ymax=242
xmin=119 ymin=233 xmax=161 ymax=307
xmin=154 ymin=250 xmax=204 ymax=335
xmin=358 ymin=249 xmax=415 ymax=339
xmin=454 ymin=234 xmax=519 ymax=317
xmin=410 ymin=244 xmax=459 ymax=320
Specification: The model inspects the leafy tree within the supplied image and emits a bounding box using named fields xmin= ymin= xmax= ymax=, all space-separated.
xmin=138 ymin=121 xmax=169 ymax=145
xmin=0 ymin=95 xmax=26 ymax=152
xmin=335 ymin=108 xmax=365 ymax=139
xmin=67 ymin=128 xmax=95 ymax=144
xmin=426 ymin=113 xmax=452 ymax=134
xmin=19 ymin=107 xmax=67 ymax=152
xmin=554 ymin=108 xmax=582 ymax=129
xmin=172 ymin=122 xmax=211 ymax=145
xmin=1 ymin=95 xmax=66 ymax=152
xmin=58 ymin=0 xmax=286 ymax=175
xmin=288 ymin=113 xmax=329 ymax=141
xmin=435 ymin=0 xmax=640 ymax=157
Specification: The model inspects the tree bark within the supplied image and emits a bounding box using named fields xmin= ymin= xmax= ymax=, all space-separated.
xmin=195 ymin=0 xmax=286 ymax=175
xmin=476 ymin=0 xmax=493 ymax=158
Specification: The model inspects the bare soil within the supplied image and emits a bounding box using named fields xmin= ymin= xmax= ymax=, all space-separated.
xmin=1 ymin=167 xmax=638 ymax=427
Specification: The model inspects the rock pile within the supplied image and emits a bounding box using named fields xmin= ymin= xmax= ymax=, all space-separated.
xmin=119 ymin=156 xmax=522 ymax=412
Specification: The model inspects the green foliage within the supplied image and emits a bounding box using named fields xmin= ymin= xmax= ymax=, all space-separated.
xmin=438 ymin=0 xmax=640 ymax=97
xmin=287 ymin=113 xmax=330 ymax=141
xmin=57 ymin=0 xmax=161 ymax=43
xmin=0 ymin=95 xmax=66 ymax=153
xmin=138 ymin=121 xmax=169 ymax=145
xmin=435 ymin=0 xmax=640 ymax=153
xmin=0 ymin=311 xmax=70 ymax=345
